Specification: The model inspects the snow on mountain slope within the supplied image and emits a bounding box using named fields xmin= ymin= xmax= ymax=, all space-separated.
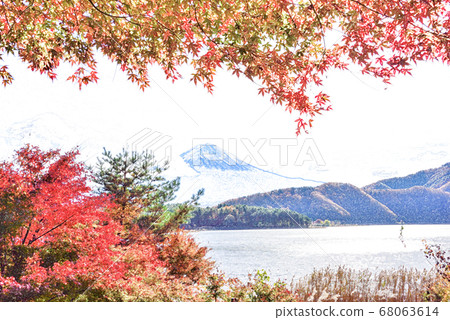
xmin=180 ymin=143 xmax=253 ymax=172
xmin=174 ymin=144 xmax=324 ymax=206
xmin=0 ymin=112 xmax=117 ymax=162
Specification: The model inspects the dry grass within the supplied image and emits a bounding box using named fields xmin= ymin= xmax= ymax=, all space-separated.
xmin=292 ymin=266 xmax=437 ymax=302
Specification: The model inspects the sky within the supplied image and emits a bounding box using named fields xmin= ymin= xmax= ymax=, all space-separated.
xmin=0 ymin=53 xmax=449 ymax=187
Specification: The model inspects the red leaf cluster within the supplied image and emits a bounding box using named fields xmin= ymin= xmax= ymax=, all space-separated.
xmin=0 ymin=145 xmax=169 ymax=300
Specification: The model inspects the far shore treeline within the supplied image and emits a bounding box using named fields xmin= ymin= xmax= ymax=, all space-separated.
xmin=185 ymin=205 xmax=311 ymax=230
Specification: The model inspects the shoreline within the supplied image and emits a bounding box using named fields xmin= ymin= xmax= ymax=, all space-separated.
xmin=186 ymin=222 xmax=449 ymax=232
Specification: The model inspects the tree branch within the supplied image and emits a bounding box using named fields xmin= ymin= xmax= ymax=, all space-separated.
xmin=308 ymin=1 xmax=327 ymax=61
xmin=0 ymin=0 xmax=11 ymax=29
xmin=348 ymin=0 xmax=450 ymax=40
xmin=21 ymin=219 xmax=33 ymax=245
xmin=191 ymin=1 xmax=218 ymax=45
xmin=27 ymin=213 xmax=77 ymax=246
xmin=87 ymin=0 xmax=140 ymax=26
xmin=3 ymin=0 xmax=35 ymax=38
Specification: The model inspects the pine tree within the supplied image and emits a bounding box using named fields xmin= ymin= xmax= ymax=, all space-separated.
xmin=93 ymin=148 xmax=203 ymax=236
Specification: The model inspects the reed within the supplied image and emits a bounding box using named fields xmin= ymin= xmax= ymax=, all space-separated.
xmin=292 ymin=266 xmax=437 ymax=302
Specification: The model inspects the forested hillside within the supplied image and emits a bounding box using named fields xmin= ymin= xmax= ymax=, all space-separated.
xmin=222 ymin=163 xmax=450 ymax=225
xmin=185 ymin=205 xmax=311 ymax=230
xmin=366 ymin=187 xmax=450 ymax=224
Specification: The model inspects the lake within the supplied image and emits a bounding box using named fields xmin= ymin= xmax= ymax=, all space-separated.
xmin=192 ymin=225 xmax=450 ymax=282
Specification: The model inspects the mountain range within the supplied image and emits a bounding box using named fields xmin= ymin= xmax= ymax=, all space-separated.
xmin=221 ymin=162 xmax=450 ymax=225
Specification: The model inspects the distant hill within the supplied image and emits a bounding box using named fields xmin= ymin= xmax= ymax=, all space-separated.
xmin=222 ymin=163 xmax=450 ymax=225
xmin=364 ymin=162 xmax=450 ymax=190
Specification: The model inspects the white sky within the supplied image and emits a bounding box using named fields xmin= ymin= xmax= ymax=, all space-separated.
xmin=0 ymin=53 xmax=449 ymax=186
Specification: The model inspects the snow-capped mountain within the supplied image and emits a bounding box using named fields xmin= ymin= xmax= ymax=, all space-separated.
xmin=174 ymin=144 xmax=324 ymax=206
xmin=180 ymin=143 xmax=254 ymax=172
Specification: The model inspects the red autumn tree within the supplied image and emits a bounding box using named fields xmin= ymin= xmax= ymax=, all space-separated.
xmin=0 ymin=145 xmax=214 ymax=301
xmin=1 ymin=0 xmax=449 ymax=132
xmin=0 ymin=145 xmax=133 ymax=300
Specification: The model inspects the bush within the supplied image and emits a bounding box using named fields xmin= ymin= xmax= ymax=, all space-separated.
xmin=423 ymin=242 xmax=450 ymax=301
xmin=221 ymin=270 xmax=298 ymax=302
xmin=159 ymin=230 xmax=214 ymax=284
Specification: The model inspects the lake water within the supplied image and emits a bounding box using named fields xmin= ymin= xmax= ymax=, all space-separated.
xmin=192 ymin=225 xmax=450 ymax=282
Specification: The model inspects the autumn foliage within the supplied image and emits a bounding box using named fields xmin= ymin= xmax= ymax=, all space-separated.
xmin=2 ymin=1 xmax=450 ymax=132
xmin=0 ymin=146 xmax=121 ymax=300
xmin=0 ymin=145 xmax=213 ymax=301
xmin=1 ymin=146 xmax=447 ymax=301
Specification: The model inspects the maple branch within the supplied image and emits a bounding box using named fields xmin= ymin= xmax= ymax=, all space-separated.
xmin=308 ymin=1 xmax=325 ymax=36
xmin=21 ymin=219 xmax=33 ymax=245
xmin=111 ymin=0 xmax=183 ymax=43
xmin=0 ymin=249 xmax=6 ymax=274
xmin=396 ymin=0 xmax=450 ymax=40
xmin=348 ymin=0 xmax=389 ymax=19
xmin=27 ymin=213 xmax=78 ymax=246
xmin=87 ymin=0 xmax=140 ymax=26
xmin=308 ymin=1 xmax=328 ymax=62
xmin=3 ymin=0 xmax=35 ymax=39
xmin=285 ymin=7 xmax=298 ymax=29
xmin=191 ymin=1 xmax=218 ymax=46
xmin=0 ymin=0 xmax=11 ymax=29
xmin=348 ymin=0 xmax=450 ymax=40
